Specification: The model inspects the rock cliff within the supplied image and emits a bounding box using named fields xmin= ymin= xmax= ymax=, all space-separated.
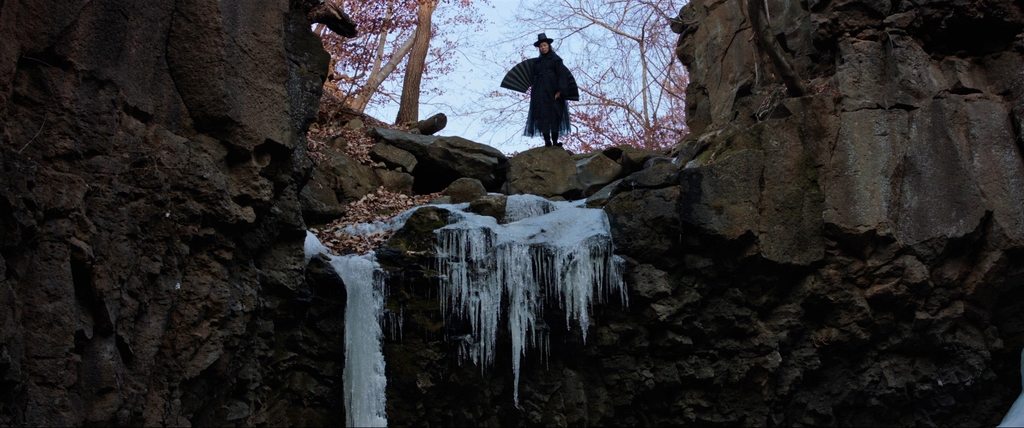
xmin=377 ymin=0 xmax=1024 ymax=426
xmin=2 ymin=0 xmax=1024 ymax=426
xmin=0 ymin=0 xmax=341 ymax=425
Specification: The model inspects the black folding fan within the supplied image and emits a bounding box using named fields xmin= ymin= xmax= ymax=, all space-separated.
xmin=500 ymin=59 xmax=580 ymax=101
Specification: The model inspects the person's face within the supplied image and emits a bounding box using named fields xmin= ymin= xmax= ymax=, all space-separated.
xmin=539 ymin=42 xmax=550 ymax=54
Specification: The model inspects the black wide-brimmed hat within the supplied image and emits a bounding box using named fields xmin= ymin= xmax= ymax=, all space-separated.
xmin=533 ymin=33 xmax=554 ymax=47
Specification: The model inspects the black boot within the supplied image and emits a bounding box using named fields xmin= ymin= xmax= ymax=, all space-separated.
xmin=543 ymin=133 xmax=552 ymax=147
xmin=552 ymin=132 xmax=562 ymax=148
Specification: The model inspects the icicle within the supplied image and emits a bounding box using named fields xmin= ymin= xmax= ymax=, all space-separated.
xmin=434 ymin=198 xmax=627 ymax=406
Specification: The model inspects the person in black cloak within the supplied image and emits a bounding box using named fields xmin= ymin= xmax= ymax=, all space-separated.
xmin=524 ymin=33 xmax=571 ymax=147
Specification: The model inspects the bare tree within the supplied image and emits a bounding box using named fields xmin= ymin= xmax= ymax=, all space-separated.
xmin=318 ymin=0 xmax=484 ymax=116
xmin=345 ymin=1 xmax=417 ymax=112
xmin=501 ymin=0 xmax=688 ymax=152
xmin=396 ymin=0 xmax=440 ymax=124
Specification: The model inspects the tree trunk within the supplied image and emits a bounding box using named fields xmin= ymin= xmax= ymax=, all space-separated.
xmin=408 ymin=112 xmax=447 ymax=135
xmin=395 ymin=0 xmax=439 ymax=125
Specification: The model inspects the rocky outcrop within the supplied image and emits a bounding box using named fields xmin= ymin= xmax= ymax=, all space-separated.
xmin=505 ymin=146 xmax=583 ymax=198
xmin=3 ymin=0 xmax=1024 ymax=425
xmin=0 ymin=0 xmax=341 ymax=425
xmin=373 ymin=0 xmax=1024 ymax=426
xmin=575 ymin=152 xmax=623 ymax=196
xmin=301 ymin=148 xmax=383 ymax=224
xmin=369 ymin=127 xmax=509 ymax=193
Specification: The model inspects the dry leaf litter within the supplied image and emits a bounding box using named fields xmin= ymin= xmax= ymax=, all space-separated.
xmin=306 ymin=92 xmax=436 ymax=255
xmin=307 ymin=93 xmax=407 ymax=166
xmin=311 ymin=187 xmax=440 ymax=255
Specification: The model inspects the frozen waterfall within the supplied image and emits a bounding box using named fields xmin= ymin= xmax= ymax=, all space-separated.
xmin=304 ymin=193 xmax=627 ymax=421
xmin=435 ymin=194 xmax=628 ymax=405
xmin=305 ymin=233 xmax=388 ymax=427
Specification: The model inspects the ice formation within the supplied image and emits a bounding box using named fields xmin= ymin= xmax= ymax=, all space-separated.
xmin=435 ymin=194 xmax=627 ymax=405
xmin=305 ymin=232 xmax=388 ymax=427
xmin=303 ymin=192 xmax=627 ymax=417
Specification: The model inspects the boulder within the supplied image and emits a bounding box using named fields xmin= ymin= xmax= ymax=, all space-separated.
xmin=345 ymin=118 xmax=364 ymax=130
xmin=643 ymin=156 xmax=675 ymax=169
xmin=670 ymin=138 xmax=709 ymax=164
xmin=627 ymin=264 xmax=674 ymax=300
xmin=376 ymin=169 xmax=415 ymax=195
xmin=300 ymin=168 xmax=346 ymax=224
xmin=429 ymin=137 xmax=508 ymax=191
xmin=585 ymin=179 xmax=623 ymax=208
xmin=571 ymin=152 xmax=597 ymax=163
xmin=317 ymin=148 xmax=381 ymax=203
xmin=615 ymin=145 xmax=663 ymax=174
xmin=468 ymin=194 xmax=508 ymax=222
xmin=370 ymin=143 xmax=418 ymax=173
xmin=369 ymin=127 xmax=508 ymax=192
xmin=506 ymin=146 xmax=583 ymax=198
xmin=576 ymin=153 xmax=624 ymax=196
xmin=442 ymin=178 xmax=487 ymax=204
xmin=605 ymin=186 xmax=682 ymax=265
xmin=618 ymin=162 xmax=680 ymax=190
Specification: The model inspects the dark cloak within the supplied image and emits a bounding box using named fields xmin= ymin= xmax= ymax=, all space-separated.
xmin=523 ymin=50 xmax=571 ymax=137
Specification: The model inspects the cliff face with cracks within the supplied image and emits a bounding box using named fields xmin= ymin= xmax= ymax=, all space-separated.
xmin=378 ymin=0 xmax=1024 ymax=426
xmin=2 ymin=0 xmax=1024 ymax=426
xmin=0 ymin=0 xmax=340 ymax=425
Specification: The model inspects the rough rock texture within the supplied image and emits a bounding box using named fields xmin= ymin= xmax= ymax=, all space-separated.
xmin=370 ymin=142 xmax=418 ymax=173
xmin=376 ymin=0 xmax=1024 ymax=426
xmin=0 ymin=0 xmax=343 ymax=425
xmin=576 ymin=153 xmax=623 ymax=196
xmin=369 ymin=127 xmax=509 ymax=193
xmin=315 ymin=148 xmax=382 ymax=204
xmin=300 ymin=168 xmax=347 ymax=224
xmin=441 ymin=177 xmax=487 ymax=204
xmin=505 ymin=146 xmax=583 ymax=198
xmin=3 ymin=0 xmax=1024 ymax=426
xmin=376 ymin=168 xmax=415 ymax=195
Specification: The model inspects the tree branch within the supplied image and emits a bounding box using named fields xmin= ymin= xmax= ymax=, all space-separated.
xmin=746 ymin=0 xmax=807 ymax=97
